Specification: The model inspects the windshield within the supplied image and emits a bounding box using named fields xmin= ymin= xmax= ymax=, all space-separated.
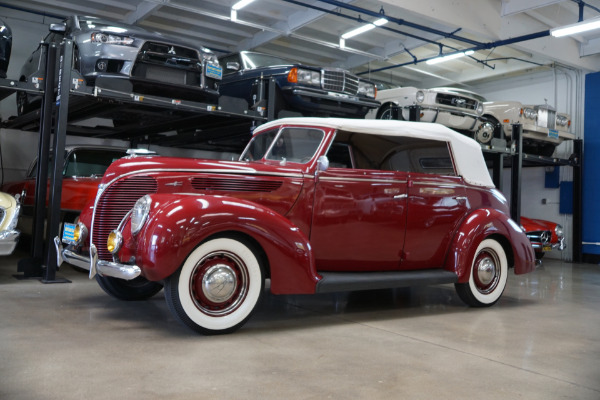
xmin=240 ymin=127 xmax=325 ymax=163
xmin=240 ymin=52 xmax=293 ymax=69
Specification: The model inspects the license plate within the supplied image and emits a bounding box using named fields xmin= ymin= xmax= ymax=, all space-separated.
xmin=62 ymin=222 xmax=76 ymax=244
xmin=548 ymin=129 xmax=559 ymax=139
xmin=543 ymin=245 xmax=552 ymax=252
xmin=206 ymin=64 xmax=223 ymax=80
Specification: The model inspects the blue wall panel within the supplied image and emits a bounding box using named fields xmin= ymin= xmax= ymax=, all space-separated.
xmin=583 ymin=72 xmax=600 ymax=255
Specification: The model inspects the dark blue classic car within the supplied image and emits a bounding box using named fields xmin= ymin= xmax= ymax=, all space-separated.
xmin=218 ymin=51 xmax=379 ymax=118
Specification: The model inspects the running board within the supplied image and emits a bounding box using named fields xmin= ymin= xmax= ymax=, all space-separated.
xmin=316 ymin=270 xmax=458 ymax=293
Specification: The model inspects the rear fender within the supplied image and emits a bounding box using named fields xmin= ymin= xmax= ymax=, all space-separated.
xmin=445 ymin=208 xmax=535 ymax=282
xmin=131 ymin=194 xmax=319 ymax=294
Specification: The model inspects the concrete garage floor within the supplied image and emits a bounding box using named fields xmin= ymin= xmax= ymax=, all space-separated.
xmin=1 ymin=248 xmax=599 ymax=400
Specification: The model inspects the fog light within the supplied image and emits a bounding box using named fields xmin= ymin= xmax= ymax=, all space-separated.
xmin=107 ymin=230 xmax=123 ymax=254
xmin=96 ymin=59 xmax=108 ymax=72
xmin=73 ymin=222 xmax=88 ymax=245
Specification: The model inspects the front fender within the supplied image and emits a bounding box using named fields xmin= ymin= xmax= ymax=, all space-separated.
xmin=127 ymin=194 xmax=319 ymax=294
xmin=445 ymin=208 xmax=535 ymax=282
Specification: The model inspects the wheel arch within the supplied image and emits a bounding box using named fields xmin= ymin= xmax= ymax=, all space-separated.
xmin=132 ymin=194 xmax=319 ymax=294
xmin=445 ymin=208 xmax=535 ymax=282
xmin=376 ymin=101 xmax=400 ymax=118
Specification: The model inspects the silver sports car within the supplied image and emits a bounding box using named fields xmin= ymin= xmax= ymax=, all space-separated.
xmin=17 ymin=15 xmax=222 ymax=115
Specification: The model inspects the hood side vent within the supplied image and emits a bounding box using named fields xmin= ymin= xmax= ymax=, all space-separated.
xmin=191 ymin=177 xmax=283 ymax=192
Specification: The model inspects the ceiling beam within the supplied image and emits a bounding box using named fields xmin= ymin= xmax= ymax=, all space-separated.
xmin=501 ymin=0 xmax=566 ymax=16
xmin=125 ymin=0 xmax=166 ymax=24
xmin=236 ymin=0 xmax=354 ymax=51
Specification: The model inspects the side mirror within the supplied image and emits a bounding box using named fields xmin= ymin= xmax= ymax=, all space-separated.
xmin=317 ymin=156 xmax=329 ymax=173
xmin=49 ymin=23 xmax=66 ymax=33
xmin=226 ymin=61 xmax=240 ymax=71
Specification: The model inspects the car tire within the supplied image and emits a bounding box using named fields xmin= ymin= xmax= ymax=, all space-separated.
xmin=376 ymin=104 xmax=404 ymax=120
xmin=164 ymin=236 xmax=264 ymax=335
xmin=96 ymin=275 xmax=164 ymax=301
xmin=16 ymin=90 xmax=30 ymax=116
xmin=535 ymin=251 xmax=545 ymax=260
xmin=455 ymin=238 xmax=508 ymax=307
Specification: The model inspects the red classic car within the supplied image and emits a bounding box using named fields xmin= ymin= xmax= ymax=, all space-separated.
xmin=56 ymin=118 xmax=535 ymax=335
xmin=2 ymin=145 xmax=128 ymax=234
xmin=521 ymin=216 xmax=565 ymax=260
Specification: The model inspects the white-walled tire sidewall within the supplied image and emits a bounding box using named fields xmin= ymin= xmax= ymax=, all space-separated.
xmin=468 ymin=239 xmax=508 ymax=305
xmin=177 ymin=238 xmax=263 ymax=332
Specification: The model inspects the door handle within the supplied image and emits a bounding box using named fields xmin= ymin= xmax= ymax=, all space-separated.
xmin=394 ymin=194 xmax=407 ymax=199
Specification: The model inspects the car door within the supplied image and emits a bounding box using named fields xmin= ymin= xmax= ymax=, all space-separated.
xmin=310 ymin=136 xmax=408 ymax=272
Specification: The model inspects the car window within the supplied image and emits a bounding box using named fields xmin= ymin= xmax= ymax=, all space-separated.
xmin=239 ymin=52 xmax=292 ymax=69
xmin=330 ymin=130 xmax=455 ymax=175
xmin=240 ymin=128 xmax=279 ymax=161
xmin=64 ymin=149 xmax=125 ymax=177
xmin=266 ymin=128 xmax=324 ymax=163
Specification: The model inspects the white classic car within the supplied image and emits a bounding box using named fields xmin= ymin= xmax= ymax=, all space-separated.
xmin=369 ymin=87 xmax=484 ymax=133
xmin=475 ymin=101 xmax=574 ymax=157
xmin=0 ymin=191 xmax=20 ymax=255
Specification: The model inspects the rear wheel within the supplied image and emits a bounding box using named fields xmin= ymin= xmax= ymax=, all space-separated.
xmin=455 ymin=238 xmax=508 ymax=307
xmin=164 ymin=236 xmax=264 ymax=335
xmin=96 ymin=275 xmax=164 ymax=301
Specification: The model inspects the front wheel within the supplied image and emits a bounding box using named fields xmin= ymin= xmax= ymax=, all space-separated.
xmin=376 ymin=104 xmax=404 ymax=120
xmin=455 ymin=238 xmax=508 ymax=307
xmin=164 ymin=236 xmax=264 ymax=335
xmin=96 ymin=275 xmax=164 ymax=301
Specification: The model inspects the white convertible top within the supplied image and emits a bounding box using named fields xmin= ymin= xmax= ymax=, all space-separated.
xmin=256 ymin=117 xmax=495 ymax=188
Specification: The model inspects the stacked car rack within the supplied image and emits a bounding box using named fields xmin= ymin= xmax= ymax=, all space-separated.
xmin=1 ymin=40 xmax=269 ymax=282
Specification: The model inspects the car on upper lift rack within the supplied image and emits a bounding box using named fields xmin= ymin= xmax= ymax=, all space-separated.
xmin=16 ymin=15 xmax=222 ymax=115
xmin=217 ymin=51 xmax=380 ymax=119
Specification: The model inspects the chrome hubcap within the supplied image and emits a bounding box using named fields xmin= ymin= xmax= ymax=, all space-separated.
xmin=201 ymin=264 xmax=237 ymax=303
xmin=476 ymin=256 xmax=496 ymax=286
xmin=476 ymin=122 xmax=494 ymax=144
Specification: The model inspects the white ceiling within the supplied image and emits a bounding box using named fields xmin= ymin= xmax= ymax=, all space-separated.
xmin=3 ymin=0 xmax=600 ymax=89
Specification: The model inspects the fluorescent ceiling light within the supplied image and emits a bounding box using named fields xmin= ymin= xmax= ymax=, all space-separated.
xmin=550 ymin=17 xmax=600 ymax=37
xmin=341 ymin=18 xmax=388 ymax=40
xmin=232 ymin=0 xmax=256 ymax=11
xmin=426 ymin=50 xmax=474 ymax=65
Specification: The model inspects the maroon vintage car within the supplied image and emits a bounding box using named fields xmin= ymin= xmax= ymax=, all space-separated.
xmin=521 ymin=216 xmax=565 ymax=260
xmin=56 ymin=118 xmax=535 ymax=334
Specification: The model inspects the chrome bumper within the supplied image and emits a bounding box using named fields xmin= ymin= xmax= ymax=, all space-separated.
xmin=54 ymin=236 xmax=141 ymax=280
xmin=0 ymin=230 xmax=19 ymax=256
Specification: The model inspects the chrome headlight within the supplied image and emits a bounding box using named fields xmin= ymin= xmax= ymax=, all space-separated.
xmin=555 ymin=224 xmax=564 ymax=239
xmin=131 ymin=195 xmax=152 ymax=235
xmin=296 ymin=68 xmax=321 ymax=87
xmin=476 ymin=103 xmax=484 ymax=115
xmin=358 ymin=81 xmax=376 ymax=98
xmin=556 ymin=115 xmax=569 ymax=126
xmin=201 ymin=48 xmax=219 ymax=63
xmin=523 ymin=108 xmax=536 ymax=119
xmin=91 ymin=32 xmax=134 ymax=45
xmin=416 ymin=90 xmax=425 ymax=103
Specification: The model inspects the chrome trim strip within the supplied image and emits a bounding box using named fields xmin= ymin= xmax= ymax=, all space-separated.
xmin=319 ymin=176 xmax=407 ymax=184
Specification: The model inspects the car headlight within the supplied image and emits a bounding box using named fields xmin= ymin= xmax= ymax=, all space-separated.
xmin=523 ymin=108 xmax=536 ymax=119
xmin=556 ymin=115 xmax=568 ymax=126
xmin=72 ymin=222 xmax=88 ymax=245
xmin=416 ymin=90 xmax=425 ymax=103
xmin=131 ymin=195 xmax=152 ymax=235
xmin=476 ymin=103 xmax=484 ymax=115
xmin=201 ymin=48 xmax=219 ymax=63
xmin=358 ymin=81 xmax=376 ymax=98
xmin=91 ymin=32 xmax=134 ymax=45
xmin=291 ymin=68 xmax=321 ymax=87
xmin=555 ymin=224 xmax=564 ymax=239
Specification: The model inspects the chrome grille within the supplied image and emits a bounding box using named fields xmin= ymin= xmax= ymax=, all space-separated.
xmin=526 ymin=230 xmax=551 ymax=245
xmin=93 ymin=176 xmax=158 ymax=261
xmin=191 ymin=177 xmax=282 ymax=192
xmin=538 ymin=108 xmax=556 ymax=129
xmin=322 ymin=70 xmax=359 ymax=95
xmin=435 ymin=93 xmax=478 ymax=111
